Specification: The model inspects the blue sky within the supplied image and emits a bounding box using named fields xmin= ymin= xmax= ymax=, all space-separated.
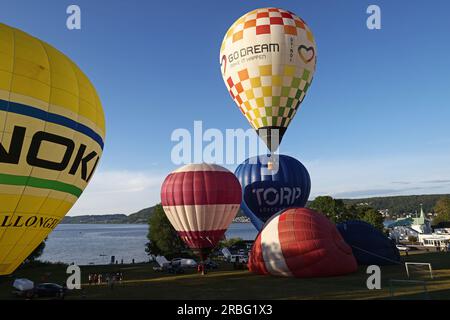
xmin=1 ymin=0 xmax=450 ymax=215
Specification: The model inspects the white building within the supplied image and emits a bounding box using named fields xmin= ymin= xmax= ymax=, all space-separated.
xmin=410 ymin=205 xmax=432 ymax=234
xmin=387 ymin=205 xmax=432 ymax=242
xmin=418 ymin=233 xmax=450 ymax=248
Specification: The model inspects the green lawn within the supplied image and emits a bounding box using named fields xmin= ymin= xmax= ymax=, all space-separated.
xmin=2 ymin=252 xmax=450 ymax=300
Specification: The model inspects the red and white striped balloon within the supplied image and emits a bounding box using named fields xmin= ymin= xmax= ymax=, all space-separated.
xmin=249 ymin=208 xmax=357 ymax=277
xmin=161 ymin=163 xmax=242 ymax=259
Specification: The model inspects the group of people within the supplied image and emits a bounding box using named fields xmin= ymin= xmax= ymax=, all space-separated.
xmin=88 ymin=272 xmax=124 ymax=288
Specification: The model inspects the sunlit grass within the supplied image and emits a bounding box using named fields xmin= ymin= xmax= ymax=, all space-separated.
xmin=1 ymin=252 xmax=450 ymax=300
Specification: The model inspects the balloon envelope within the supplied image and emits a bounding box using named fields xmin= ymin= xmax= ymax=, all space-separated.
xmin=0 ymin=23 xmax=105 ymax=275
xmin=220 ymin=7 xmax=317 ymax=152
xmin=234 ymin=154 xmax=310 ymax=231
xmin=337 ymin=220 xmax=401 ymax=265
xmin=160 ymin=163 xmax=241 ymax=260
xmin=249 ymin=208 xmax=358 ymax=277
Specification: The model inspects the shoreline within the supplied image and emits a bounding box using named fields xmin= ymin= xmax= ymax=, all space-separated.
xmin=58 ymin=221 xmax=252 ymax=225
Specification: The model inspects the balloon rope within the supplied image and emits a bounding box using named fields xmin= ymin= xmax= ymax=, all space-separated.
xmin=221 ymin=55 xmax=227 ymax=74
xmin=350 ymin=245 xmax=403 ymax=265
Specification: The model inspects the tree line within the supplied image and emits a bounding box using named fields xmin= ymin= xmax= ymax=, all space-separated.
xmin=25 ymin=195 xmax=450 ymax=265
xmin=145 ymin=195 xmax=450 ymax=259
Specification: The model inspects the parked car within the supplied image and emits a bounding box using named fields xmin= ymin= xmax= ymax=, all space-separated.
xmin=204 ymin=260 xmax=219 ymax=270
xmin=32 ymin=283 xmax=66 ymax=299
xmin=12 ymin=278 xmax=34 ymax=299
xmin=171 ymin=258 xmax=197 ymax=268
xmin=167 ymin=265 xmax=185 ymax=274
xmin=230 ymin=255 xmax=248 ymax=264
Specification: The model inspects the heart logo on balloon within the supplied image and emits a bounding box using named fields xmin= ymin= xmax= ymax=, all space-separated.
xmin=298 ymin=45 xmax=315 ymax=64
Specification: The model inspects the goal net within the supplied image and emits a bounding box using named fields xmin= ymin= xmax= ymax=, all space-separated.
xmin=405 ymin=262 xmax=434 ymax=280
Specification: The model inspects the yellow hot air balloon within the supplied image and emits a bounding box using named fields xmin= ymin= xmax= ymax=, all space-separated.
xmin=220 ymin=7 xmax=316 ymax=152
xmin=0 ymin=23 xmax=105 ymax=275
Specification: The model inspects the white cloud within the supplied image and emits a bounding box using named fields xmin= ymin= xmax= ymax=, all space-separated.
xmin=67 ymin=152 xmax=450 ymax=216
xmin=68 ymin=170 xmax=165 ymax=216
xmin=300 ymin=152 xmax=450 ymax=199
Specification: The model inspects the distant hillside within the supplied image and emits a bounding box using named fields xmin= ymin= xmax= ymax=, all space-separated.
xmin=62 ymin=214 xmax=128 ymax=224
xmin=61 ymin=194 xmax=450 ymax=224
xmin=340 ymin=194 xmax=449 ymax=215
xmin=61 ymin=208 xmax=157 ymax=224
xmin=127 ymin=206 xmax=156 ymax=224
xmin=62 ymin=205 xmax=247 ymax=224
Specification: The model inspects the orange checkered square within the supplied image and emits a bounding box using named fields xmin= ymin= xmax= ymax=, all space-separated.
xmin=224 ymin=7 xmax=313 ymax=44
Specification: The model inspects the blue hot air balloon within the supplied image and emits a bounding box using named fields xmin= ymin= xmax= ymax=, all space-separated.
xmin=337 ymin=220 xmax=401 ymax=265
xmin=234 ymin=154 xmax=311 ymax=231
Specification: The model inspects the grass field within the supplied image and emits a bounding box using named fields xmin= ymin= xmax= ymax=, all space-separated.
xmin=2 ymin=251 xmax=450 ymax=300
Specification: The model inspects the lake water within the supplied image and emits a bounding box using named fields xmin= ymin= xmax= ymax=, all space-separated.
xmin=38 ymin=223 xmax=258 ymax=265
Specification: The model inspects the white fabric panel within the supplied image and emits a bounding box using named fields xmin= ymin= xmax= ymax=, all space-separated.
xmin=162 ymin=204 xmax=240 ymax=232
xmin=173 ymin=163 xmax=228 ymax=173
xmin=260 ymin=215 xmax=292 ymax=276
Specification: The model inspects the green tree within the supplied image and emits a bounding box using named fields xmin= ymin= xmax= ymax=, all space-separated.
xmin=432 ymin=197 xmax=450 ymax=226
xmin=309 ymin=196 xmax=385 ymax=231
xmin=309 ymin=196 xmax=355 ymax=223
xmin=25 ymin=239 xmax=46 ymax=262
xmin=359 ymin=207 xmax=384 ymax=232
xmin=346 ymin=204 xmax=369 ymax=218
xmin=218 ymin=238 xmax=243 ymax=249
xmin=145 ymin=204 xmax=189 ymax=259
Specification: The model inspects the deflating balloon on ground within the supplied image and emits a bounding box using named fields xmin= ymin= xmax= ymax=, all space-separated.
xmin=248 ymin=208 xmax=358 ymax=277
xmin=337 ymin=220 xmax=401 ymax=266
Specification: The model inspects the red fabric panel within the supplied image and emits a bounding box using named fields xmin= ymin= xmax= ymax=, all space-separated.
xmin=161 ymin=170 xmax=241 ymax=206
xmin=177 ymin=229 xmax=226 ymax=249
xmin=278 ymin=208 xmax=357 ymax=278
xmin=256 ymin=25 xmax=271 ymax=35
xmin=248 ymin=233 xmax=268 ymax=275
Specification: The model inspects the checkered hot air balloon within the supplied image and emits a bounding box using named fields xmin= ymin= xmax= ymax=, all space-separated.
xmin=220 ymin=8 xmax=317 ymax=152
xmin=249 ymin=208 xmax=357 ymax=277
xmin=160 ymin=164 xmax=242 ymax=261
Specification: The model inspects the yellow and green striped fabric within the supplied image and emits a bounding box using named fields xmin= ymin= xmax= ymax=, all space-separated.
xmin=0 ymin=23 xmax=105 ymax=275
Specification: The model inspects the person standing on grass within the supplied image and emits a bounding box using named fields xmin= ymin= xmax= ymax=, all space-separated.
xmin=198 ymin=263 xmax=205 ymax=275
xmin=98 ymin=273 xmax=102 ymax=285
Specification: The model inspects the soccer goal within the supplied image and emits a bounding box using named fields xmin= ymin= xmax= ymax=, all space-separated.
xmin=405 ymin=262 xmax=434 ymax=279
